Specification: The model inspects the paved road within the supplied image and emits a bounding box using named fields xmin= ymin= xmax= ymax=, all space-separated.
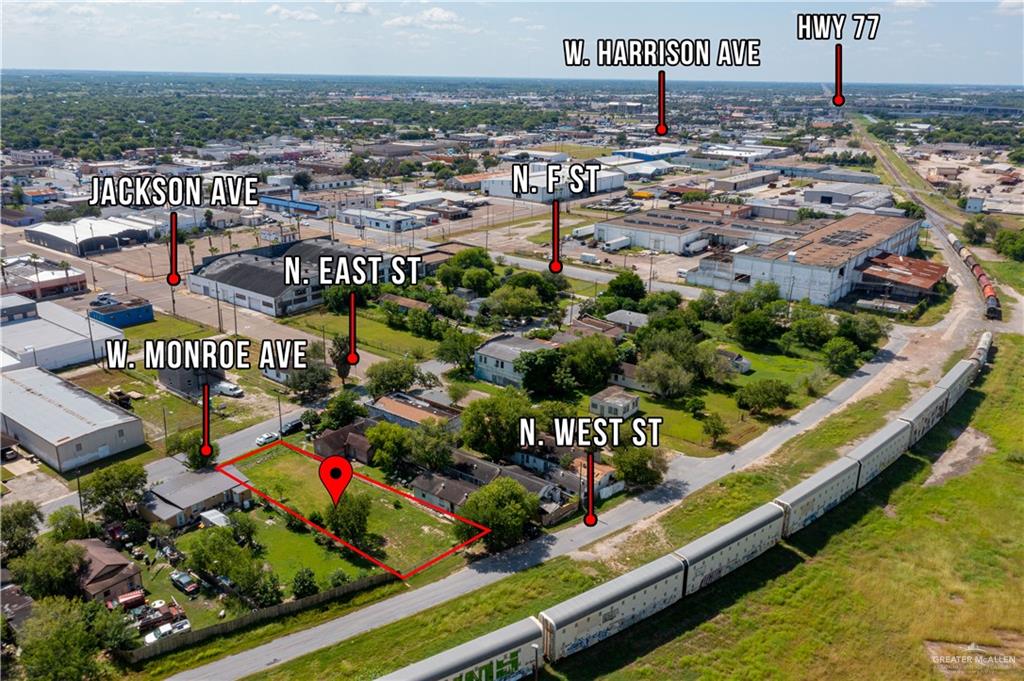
xmin=168 ymin=333 xmax=908 ymax=681
xmin=36 ymin=409 xmax=304 ymax=524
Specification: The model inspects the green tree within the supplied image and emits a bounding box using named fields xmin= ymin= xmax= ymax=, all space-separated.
xmin=10 ymin=542 xmax=86 ymax=599
xmin=462 ymin=267 xmax=497 ymax=297
xmin=637 ymin=351 xmax=693 ymax=398
xmin=513 ymin=348 xmax=575 ymax=399
xmin=487 ymin=285 xmax=544 ymax=319
xmin=460 ymin=389 xmax=533 ymax=461
xmin=730 ymin=310 xmax=777 ymax=348
xmin=328 ymin=569 xmax=350 ymax=588
xmin=252 ymin=571 xmax=283 ymax=607
xmin=561 ymin=334 xmax=618 ymax=392
xmin=836 ymin=314 xmax=886 ymax=351
xmin=230 ymin=511 xmax=259 ymax=547
xmin=823 ymin=336 xmax=861 ymax=375
xmin=613 ymin=446 xmax=668 ymax=487
xmin=410 ymin=418 xmax=455 ymax=471
xmin=80 ymin=462 xmax=147 ymax=521
xmin=606 ymin=271 xmax=647 ymax=302
xmin=319 ymin=389 xmax=368 ymax=431
xmin=47 ymin=506 xmax=96 ymax=543
xmin=167 ymin=429 xmax=220 ymax=470
xmin=286 ymin=361 xmax=333 ymax=401
xmin=19 ymin=598 xmax=108 ymax=681
xmin=790 ymin=315 xmax=836 ymax=348
xmin=436 ymin=329 xmax=481 ymax=374
xmin=323 ymin=492 xmax=371 ymax=547
xmin=735 ymin=379 xmax=791 ymax=415
xmin=328 ymin=334 xmax=353 ymax=382
xmin=0 ymin=500 xmax=43 ymax=560
xmin=292 ymin=171 xmax=313 ymax=190
xmin=11 ymin=184 xmax=25 ymax=206
xmin=365 ymin=421 xmax=414 ymax=478
xmin=292 ymin=567 xmax=320 ymax=599
xmin=365 ymin=358 xmax=437 ymax=398
xmin=702 ymin=412 xmax=728 ymax=446
xmin=454 ymin=478 xmax=538 ymax=552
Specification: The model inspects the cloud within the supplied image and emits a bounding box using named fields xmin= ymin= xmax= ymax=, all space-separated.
xmin=525 ymin=24 xmax=545 ymax=31
xmin=67 ymin=4 xmax=100 ymax=17
xmin=383 ymin=6 xmax=480 ymax=33
xmin=265 ymin=4 xmax=320 ymax=22
xmin=193 ymin=8 xmax=241 ymax=22
xmin=995 ymin=0 xmax=1023 ymax=15
xmin=509 ymin=16 xmax=528 ymax=23
xmin=892 ymin=0 xmax=928 ymax=6
xmin=891 ymin=19 xmax=913 ymax=26
xmin=336 ymin=2 xmax=376 ymax=15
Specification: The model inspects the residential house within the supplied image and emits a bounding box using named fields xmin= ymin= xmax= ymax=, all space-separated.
xmin=589 ymin=386 xmax=640 ymax=419
xmin=568 ymin=457 xmax=624 ymax=501
xmin=447 ymin=449 xmax=502 ymax=486
xmin=69 ymin=539 xmax=142 ymax=602
xmin=551 ymin=315 xmax=624 ymax=345
xmin=140 ymin=454 xmax=252 ymax=528
xmin=474 ymin=334 xmax=559 ymax=387
xmin=314 ymin=417 xmax=376 ymax=465
xmin=604 ymin=309 xmax=650 ymax=333
xmin=410 ymin=472 xmax=478 ymax=513
xmin=378 ymin=293 xmax=431 ymax=314
xmin=368 ymin=392 xmax=461 ymax=431
xmin=610 ymin=362 xmax=655 ymax=393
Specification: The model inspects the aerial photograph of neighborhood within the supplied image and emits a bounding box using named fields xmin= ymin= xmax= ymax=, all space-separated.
xmin=0 ymin=1 xmax=1021 ymax=680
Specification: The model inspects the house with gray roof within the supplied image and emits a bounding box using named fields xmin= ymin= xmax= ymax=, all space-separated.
xmin=604 ymin=309 xmax=650 ymax=333
xmin=473 ymin=334 xmax=559 ymax=387
xmin=140 ymin=454 xmax=252 ymax=528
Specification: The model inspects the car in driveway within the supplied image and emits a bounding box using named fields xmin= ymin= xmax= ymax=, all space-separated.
xmin=169 ymin=570 xmax=199 ymax=596
xmin=280 ymin=418 xmax=303 ymax=436
xmin=213 ymin=381 xmax=244 ymax=398
xmin=144 ymin=623 xmax=173 ymax=646
xmin=255 ymin=432 xmax=279 ymax=446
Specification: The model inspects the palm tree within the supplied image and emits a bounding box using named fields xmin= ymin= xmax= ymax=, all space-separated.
xmin=209 ymin=246 xmax=220 ymax=256
xmin=186 ymin=239 xmax=196 ymax=270
xmin=250 ymin=227 xmax=261 ymax=248
xmin=27 ymin=253 xmax=42 ymax=299
xmin=0 ymin=257 xmax=7 ymax=283
xmin=58 ymin=260 xmax=71 ymax=287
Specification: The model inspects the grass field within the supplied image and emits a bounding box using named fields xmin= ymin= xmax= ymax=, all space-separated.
xmin=531 ymin=143 xmax=612 ymax=160
xmin=235 ymin=446 xmax=462 ymax=575
xmin=553 ymin=335 xmax=1024 ymax=680
xmin=122 ymin=313 xmax=217 ymax=352
xmin=241 ymin=367 xmax=920 ymax=680
xmin=282 ymin=308 xmax=438 ymax=360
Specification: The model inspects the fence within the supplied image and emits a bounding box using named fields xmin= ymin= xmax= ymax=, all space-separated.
xmin=119 ymin=572 xmax=394 ymax=664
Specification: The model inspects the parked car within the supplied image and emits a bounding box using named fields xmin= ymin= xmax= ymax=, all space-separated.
xmin=280 ymin=418 xmax=302 ymax=436
xmin=255 ymin=432 xmax=279 ymax=446
xmin=144 ymin=623 xmax=173 ymax=646
xmin=214 ymin=575 xmax=235 ymax=592
xmin=170 ymin=570 xmax=199 ymax=596
xmin=170 ymin=619 xmax=191 ymax=635
xmin=89 ymin=294 xmax=116 ymax=307
xmin=213 ymin=381 xmax=244 ymax=398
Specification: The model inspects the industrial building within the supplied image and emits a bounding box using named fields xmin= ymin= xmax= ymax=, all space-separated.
xmin=480 ymin=165 xmax=624 ymax=203
xmin=595 ymin=209 xmax=712 ymax=254
xmin=88 ymin=297 xmax=154 ymax=328
xmin=187 ymin=238 xmax=400 ymax=317
xmin=803 ymin=182 xmax=893 ymax=210
xmin=25 ymin=214 xmax=166 ymax=256
xmin=686 ymin=213 xmax=923 ymax=305
xmin=612 ymin=145 xmax=691 ymax=161
xmin=339 ymin=208 xmax=421 ymax=232
xmin=0 ymin=254 xmax=88 ymax=300
xmin=713 ymin=169 xmax=780 ymax=192
xmin=0 ymin=367 xmax=145 ymax=472
xmin=1 ymin=294 xmax=123 ymax=370
xmin=751 ymin=159 xmax=881 ymax=184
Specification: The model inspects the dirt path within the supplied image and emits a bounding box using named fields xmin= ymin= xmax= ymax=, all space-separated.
xmin=923 ymin=426 xmax=994 ymax=487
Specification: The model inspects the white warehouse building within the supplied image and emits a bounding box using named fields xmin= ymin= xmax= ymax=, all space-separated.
xmin=687 ymin=213 xmax=923 ymax=305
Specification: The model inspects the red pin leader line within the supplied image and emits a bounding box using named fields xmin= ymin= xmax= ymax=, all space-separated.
xmin=167 ymin=211 xmax=181 ymax=286
xmin=549 ymin=200 xmax=562 ymax=274
xmin=832 ymin=44 xmax=845 ymax=107
xmin=656 ymin=70 xmax=668 ymax=136
xmin=200 ymin=383 xmax=213 ymax=457
xmin=346 ymin=291 xmax=360 ymax=365
xmin=319 ymin=455 xmax=354 ymax=505
xmin=584 ymin=451 xmax=598 ymax=527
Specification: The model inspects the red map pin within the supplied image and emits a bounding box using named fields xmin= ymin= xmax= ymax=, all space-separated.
xmin=318 ymin=455 xmax=354 ymax=505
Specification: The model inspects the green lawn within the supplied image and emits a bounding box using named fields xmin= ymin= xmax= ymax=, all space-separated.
xmin=235 ymin=446 xmax=463 ymax=575
xmin=531 ymin=143 xmax=612 ymax=160
xmin=282 ymin=308 xmax=438 ymax=360
xmin=1 ymin=466 xmax=15 ymax=482
xmin=554 ymin=336 xmax=1024 ymax=680
xmin=123 ymin=313 xmax=216 ymax=352
xmin=247 ymin=370 xmax=922 ymax=681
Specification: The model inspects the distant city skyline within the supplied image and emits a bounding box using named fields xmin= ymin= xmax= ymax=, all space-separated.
xmin=2 ymin=1 xmax=1023 ymax=86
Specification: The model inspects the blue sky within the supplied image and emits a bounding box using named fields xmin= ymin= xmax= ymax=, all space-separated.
xmin=2 ymin=1 xmax=1022 ymax=85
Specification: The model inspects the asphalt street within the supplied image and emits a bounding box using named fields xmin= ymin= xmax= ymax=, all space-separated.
xmin=167 ymin=332 xmax=908 ymax=681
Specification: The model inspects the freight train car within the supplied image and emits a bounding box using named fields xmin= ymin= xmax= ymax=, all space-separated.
xmin=773 ymin=458 xmax=860 ymax=537
xmin=898 ymin=385 xmax=950 ymax=444
xmin=377 ymin=618 xmax=544 ymax=681
xmin=936 ymin=360 xmax=978 ymax=406
xmin=844 ymin=420 xmax=913 ymax=489
xmin=539 ymin=555 xmax=686 ymax=662
xmin=675 ymin=504 xmax=784 ymax=595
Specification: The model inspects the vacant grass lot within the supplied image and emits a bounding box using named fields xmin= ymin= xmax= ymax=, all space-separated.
xmin=282 ymin=308 xmax=438 ymax=360
xmin=531 ymin=143 xmax=612 ymax=160
xmin=122 ymin=313 xmax=217 ymax=352
xmin=235 ymin=446 xmax=461 ymax=575
xmin=245 ymin=369 xmax=920 ymax=680
xmin=553 ymin=337 xmax=1023 ymax=680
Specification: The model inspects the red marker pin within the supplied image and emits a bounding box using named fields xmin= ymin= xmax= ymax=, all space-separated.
xmin=318 ymin=455 xmax=353 ymax=506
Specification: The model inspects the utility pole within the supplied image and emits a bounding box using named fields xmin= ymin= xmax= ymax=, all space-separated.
xmin=169 ymin=283 xmax=176 ymax=316
xmin=86 ymin=315 xmax=97 ymax=363
xmin=123 ymin=271 xmax=128 ymax=293
xmin=277 ymin=396 xmax=283 ymax=437
xmin=76 ymin=472 xmax=85 ymax=522
xmin=162 ymin=406 xmax=169 ymax=444
xmin=214 ymin=283 xmax=224 ymax=333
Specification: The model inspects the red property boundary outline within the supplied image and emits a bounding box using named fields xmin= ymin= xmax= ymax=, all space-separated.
xmin=215 ymin=441 xmax=491 ymax=579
